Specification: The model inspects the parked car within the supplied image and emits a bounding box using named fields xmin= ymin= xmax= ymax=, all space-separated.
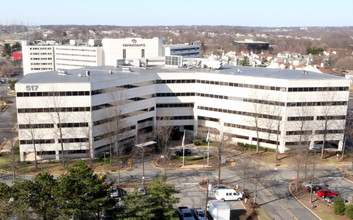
xmin=110 ymin=186 xmax=126 ymax=198
xmin=324 ymin=195 xmax=338 ymax=203
xmin=181 ymin=208 xmax=195 ymax=220
xmin=137 ymin=186 xmax=147 ymax=195
xmin=211 ymin=185 xmax=229 ymax=192
xmin=215 ymin=188 xmax=243 ymax=201
xmin=316 ymin=189 xmax=338 ymax=198
xmin=193 ymin=209 xmax=205 ymax=220
xmin=303 ymin=182 xmax=328 ymax=193
xmin=175 ymin=149 xmax=191 ymax=156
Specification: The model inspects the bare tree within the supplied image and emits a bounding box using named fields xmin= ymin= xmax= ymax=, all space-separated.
xmin=252 ymin=163 xmax=261 ymax=205
xmin=342 ymin=111 xmax=353 ymax=160
xmin=19 ymin=111 xmax=41 ymax=170
xmin=290 ymin=106 xmax=313 ymax=191
xmin=47 ymin=92 xmax=68 ymax=168
xmin=155 ymin=116 xmax=173 ymax=176
xmin=318 ymin=91 xmax=342 ymax=159
xmin=237 ymin=158 xmax=254 ymax=193
xmin=247 ymin=92 xmax=269 ymax=154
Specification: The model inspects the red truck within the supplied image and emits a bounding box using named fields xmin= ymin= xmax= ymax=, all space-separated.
xmin=316 ymin=189 xmax=338 ymax=198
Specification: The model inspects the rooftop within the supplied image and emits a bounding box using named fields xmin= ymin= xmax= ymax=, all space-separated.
xmin=18 ymin=65 xmax=345 ymax=85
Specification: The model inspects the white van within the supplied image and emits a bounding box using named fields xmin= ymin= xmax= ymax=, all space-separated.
xmin=215 ymin=188 xmax=243 ymax=201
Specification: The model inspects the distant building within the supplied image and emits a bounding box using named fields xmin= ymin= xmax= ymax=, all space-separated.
xmin=234 ymin=40 xmax=269 ymax=53
xmin=22 ymin=37 xmax=165 ymax=75
xmin=102 ymin=37 xmax=164 ymax=66
xmin=22 ymin=41 xmax=55 ymax=74
xmin=54 ymin=45 xmax=103 ymax=70
xmin=164 ymin=44 xmax=200 ymax=58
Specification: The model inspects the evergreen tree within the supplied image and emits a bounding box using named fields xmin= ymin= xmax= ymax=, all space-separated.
xmin=54 ymin=160 xmax=113 ymax=219
xmin=0 ymin=182 xmax=13 ymax=219
xmin=119 ymin=175 xmax=179 ymax=220
xmin=333 ymin=197 xmax=345 ymax=215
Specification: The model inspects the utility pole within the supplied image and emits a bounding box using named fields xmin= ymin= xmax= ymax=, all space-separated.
xmin=205 ymin=179 xmax=209 ymax=220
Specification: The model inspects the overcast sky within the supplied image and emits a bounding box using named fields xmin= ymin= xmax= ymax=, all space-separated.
xmin=1 ymin=0 xmax=352 ymax=27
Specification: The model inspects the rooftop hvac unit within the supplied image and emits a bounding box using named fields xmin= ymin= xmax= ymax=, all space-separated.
xmin=108 ymin=70 xmax=113 ymax=74
xmin=122 ymin=67 xmax=131 ymax=72
xmin=57 ymin=69 xmax=68 ymax=75
xmin=86 ymin=71 xmax=90 ymax=76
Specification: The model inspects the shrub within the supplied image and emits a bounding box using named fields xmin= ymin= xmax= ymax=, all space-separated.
xmin=333 ymin=197 xmax=345 ymax=215
xmin=345 ymin=204 xmax=353 ymax=219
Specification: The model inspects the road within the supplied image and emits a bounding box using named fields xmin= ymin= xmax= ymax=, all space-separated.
xmin=3 ymin=152 xmax=353 ymax=219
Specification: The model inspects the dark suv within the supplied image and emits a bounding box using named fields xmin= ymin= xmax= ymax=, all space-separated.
xmin=175 ymin=149 xmax=191 ymax=156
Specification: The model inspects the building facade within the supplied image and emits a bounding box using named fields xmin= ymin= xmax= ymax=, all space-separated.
xmin=164 ymin=44 xmax=200 ymax=58
xmin=54 ymin=45 xmax=103 ymax=70
xmin=16 ymin=66 xmax=350 ymax=161
xmin=22 ymin=41 xmax=55 ymax=74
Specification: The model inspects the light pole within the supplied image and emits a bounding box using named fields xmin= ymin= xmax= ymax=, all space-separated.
xmin=103 ymin=152 xmax=109 ymax=173
xmin=136 ymin=141 xmax=156 ymax=185
xmin=201 ymin=150 xmax=208 ymax=184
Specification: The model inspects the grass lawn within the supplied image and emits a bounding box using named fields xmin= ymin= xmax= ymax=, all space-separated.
xmin=315 ymin=210 xmax=341 ymax=220
xmin=255 ymin=208 xmax=272 ymax=220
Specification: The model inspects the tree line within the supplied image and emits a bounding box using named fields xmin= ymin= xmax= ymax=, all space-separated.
xmin=0 ymin=160 xmax=179 ymax=220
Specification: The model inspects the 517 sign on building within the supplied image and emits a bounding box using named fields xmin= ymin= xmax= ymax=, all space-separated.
xmin=26 ymin=85 xmax=39 ymax=91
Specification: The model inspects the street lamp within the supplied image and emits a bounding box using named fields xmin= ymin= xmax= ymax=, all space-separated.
xmin=201 ymin=150 xmax=208 ymax=184
xmin=135 ymin=141 xmax=156 ymax=185
xmin=103 ymin=152 xmax=109 ymax=173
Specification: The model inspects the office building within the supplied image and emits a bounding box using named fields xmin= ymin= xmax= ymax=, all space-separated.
xmin=16 ymin=65 xmax=349 ymax=161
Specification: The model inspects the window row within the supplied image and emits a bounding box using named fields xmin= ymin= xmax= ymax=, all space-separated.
xmin=198 ymin=106 xmax=281 ymax=120
xmin=285 ymin=141 xmax=310 ymax=146
xmin=156 ymin=79 xmax=196 ymax=84
xmin=55 ymin=48 xmax=97 ymax=52
xmin=288 ymin=87 xmax=348 ymax=92
xmin=20 ymin=139 xmax=55 ymax=145
xmin=30 ymin=47 xmax=52 ymax=50
xmin=59 ymin=138 xmax=88 ymax=143
xmin=58 ymin=122 xmax=89 ymax=128
xmin=286 ymin=130 xmax=312 ymax=135
xmin=18 ymin=107 xmax=90 ymax=113
xmin=157 ymin=103 xmax=194 ymax=108
xmin=19 ymin=124 xmax=54 ymax=129
xmin=252 ymin=137 xmax=279 ymax=145
xmin=156 ymin=116 xmax=193 ymax=120
xmin=156 ymin=92 xmax=195 ymax=97
xmin=91 ymin=82 xmax=152 ymax=95
xmin=224 ymin=122 xmax=279 ymax=134
xmin=315 ymin=129 xmax=344 ymax=134
xmin=30 ymin=53 xmax=52 ymax=55
xmin=56 ymin=53 xmax=97 ymax=57
xmin=287 ymin=101 xmax=347 ymax=107
xmin=17 ymin=91 xmax=90 ymax=97
xmin=195 ymin=80 xmax=286 ymax=91
xmin=138 ymin=117 xmax=153 ymax=124
xmin=93 ymin=107 xmax=153 ymax=126
xmin=287 ymin=115 xmax=346 ymax=121
xmin=198 ymin=116 xmax=219 ymax=122
xmin=56 ymin=58 xmax=97 ymax=63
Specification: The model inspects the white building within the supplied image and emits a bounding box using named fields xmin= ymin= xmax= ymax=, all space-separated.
xmin=102 ymin=37 xmax=164 ymax=66
xmin=22 ymin=41 xmax=55 ymax=74
xmin=16 ymin=65 xmax=350 ymax=161
xmin=54 ymin=45 xmax=103 ymax=70
xmin=164 ymin=44 xmax=200 ymax=58
xmin=22 ymin=38 xmax=165 ymax=75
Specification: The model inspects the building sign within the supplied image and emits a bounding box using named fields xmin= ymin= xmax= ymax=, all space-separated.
xmin=123 ymin=39 xmax=145 ymax=47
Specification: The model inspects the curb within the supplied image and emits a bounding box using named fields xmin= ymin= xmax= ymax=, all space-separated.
xmin=151 ymin=157 xmax=235 ymax=171
xmin=288 ymin=182 xmax=322 ymax=220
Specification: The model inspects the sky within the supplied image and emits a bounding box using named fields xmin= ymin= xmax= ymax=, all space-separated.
xmin=1 ymin=0 xmax=353 ymax=27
